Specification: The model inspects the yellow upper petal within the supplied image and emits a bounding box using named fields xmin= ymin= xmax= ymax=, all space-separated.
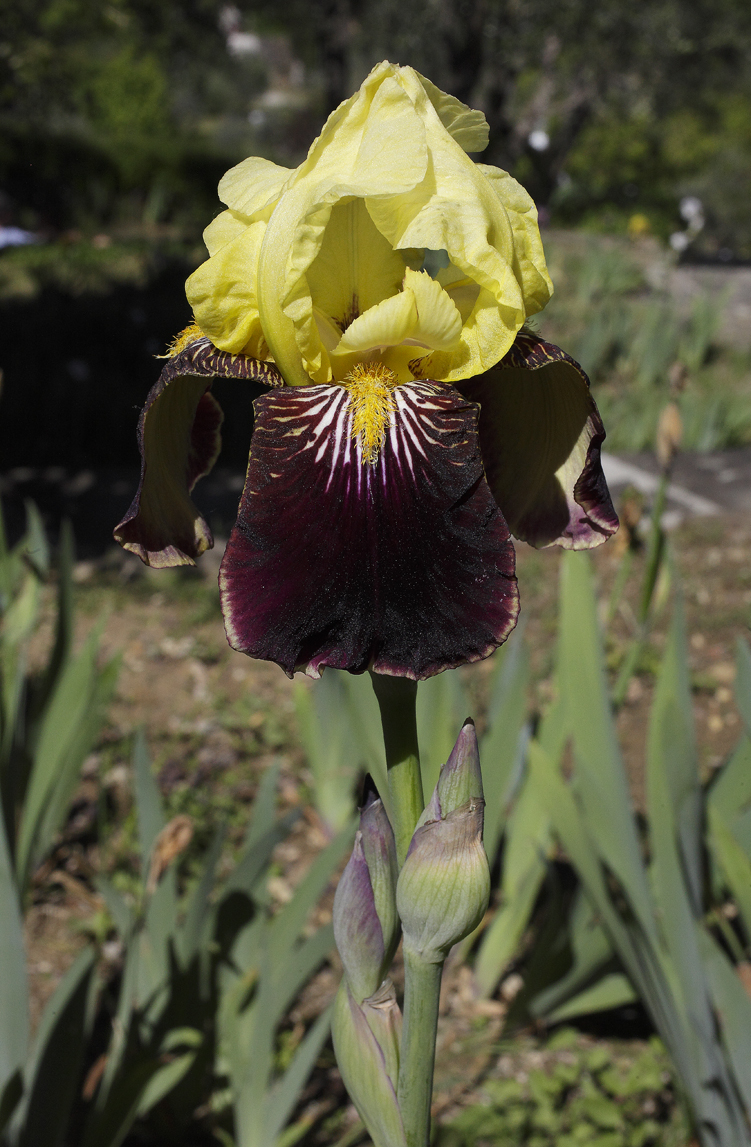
xmin=329 ymin=268 xmax=462 ymax=386
xmin=293 ymin=65 xmax=429 ymax=196
xmin=416 ymin=73 xmax=489 ymax=153
xmin=335 ymin=288 xmax=418 ymax=354
xmin=305 ymin=198 xmax=408 ymax=355
xmin=437 ymin=263 xmax=482 ymax=324
xmin=259 ymin=65 xmax=432 ymax=385
xmin=402 ymin=267 xmax=463 ymax=348
xmin=203 ymin=209 xmax=251 ymax=257
xmin=187 ymin=61 xmax=552 ymax=386
xmin=218 ymin=156 xmax=292 ymax=221
xmin=366 ymin=152 xmax=524 ymax=378
xmin=476 ymin=165 xmax=553 ymax=316
xmin=186 ymin=220 xmax=267 ymax=355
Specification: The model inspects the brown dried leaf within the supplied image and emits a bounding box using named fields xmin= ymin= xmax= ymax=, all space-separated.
xmin=737 ymin=961 xmax=751 ymax=1000
xmin=656 ymin=401 xmax=683 ymax=469
xmin=147 ymin=815 xmax=194 ymax=894
xmin=82 ymin=1053 xmax=108 ymax=1101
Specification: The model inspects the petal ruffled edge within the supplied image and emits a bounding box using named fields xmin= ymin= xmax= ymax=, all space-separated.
xmin=415 ymin=71 xmax=489 ymax=153
xmin=476 ymin=165 xmax=553 ymax=318
xmin=217 ymin=155 xmax=292 ymax=221
xmin=459 ymin=333 xmax=619 ymax=550
xmin=114 ymin=337 xmax=283 ymax=568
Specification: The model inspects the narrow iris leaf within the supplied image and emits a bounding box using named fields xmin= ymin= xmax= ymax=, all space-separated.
xmin=698 ymin=927 xmax=751 ymax=1114
xmin=17 ymin=948 xmax=96 ymax=1147
xmin=342 ymin=673 xmax=389 ymax=809
xmin=559 ymin=552 xmax=656 ymax=936
xmin=268 ymin=925 xmax=335 ymax=1030
xmin=480 ymin=631 xmax=530 ymax=863
xmin=31 ymin=655 xmax=119 ymax=886
xmin=530 ymin=887 xmax=616 ymax=1019
xmin=735 ymin=637 xmax=751 ymax=736
xmin=177 ymin=825 xmax=226 ymax=967
xmin=133 ymin=728 xmax=165 ymax=875
xmin=416 ymin=669 xmax=468 ymax=799
xmin=16 ymin=624 xmax=103 ymax=889
xmin=0 ymin=809 xmax=28 ymax=1096
xmin=227 ymin=810 xmax=300 ymax=897
xmin=647 ymin=599 xmax=702 ymax=912
xmin=707 ymin=805 xmax=751 ymax=944
xmin=263 ymin=1007 xmax=332 ymax=1146
xmin=37 ymin=519 xmax=74 ymax=711
xmin=708 ymin=736 xmax=751 ymax=855
xmin=95 ymin=875 xmax=133 ymax=937
xmin=295 ymin=671 xmax=358 ymax=832
xmin=546 ymin=973 xmax=637 ymax=1024
xmin=268 ymin=826 xmax=353 ymax=966
xmin=22 ymin=501 xmax=50 ymax=578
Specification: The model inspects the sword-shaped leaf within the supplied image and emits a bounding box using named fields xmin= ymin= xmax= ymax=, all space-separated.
xmin=16 ymin=949 xmax=96 ymax=1147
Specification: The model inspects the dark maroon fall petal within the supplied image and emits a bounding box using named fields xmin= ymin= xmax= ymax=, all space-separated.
xmin=459 ymin=332 xmax=619 ymax=550
xmin=219 ymin=381 xmax=519 ymax=679
xmin=114 ymin=337 xmax=283 ymax=567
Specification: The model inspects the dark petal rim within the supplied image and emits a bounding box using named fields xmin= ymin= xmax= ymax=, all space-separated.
xmin=219 ymin=380 xmax=519 ymax=679
xmin=114 ymin=338 xmax=283 ymax=568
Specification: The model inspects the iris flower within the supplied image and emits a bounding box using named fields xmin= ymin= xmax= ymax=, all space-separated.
xmin=115 ymin=62 xmax=617 ymax=680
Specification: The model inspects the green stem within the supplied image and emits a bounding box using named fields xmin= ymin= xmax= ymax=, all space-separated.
xmin=369 ymin=673 xmax=424 ymax=865
xmin=398 ymin=950 xmax=442 ymax=1147
xmin=369 ymin=673 xmax=439 ymax=1147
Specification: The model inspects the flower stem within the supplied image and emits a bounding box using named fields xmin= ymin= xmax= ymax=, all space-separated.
xmin=398 ymin=949 xmax=442 ymax=1147
xmin=369 ymin=673 xmax=424 ymax=866
xmin=369 ymin=673 xmax=439 ymax=1147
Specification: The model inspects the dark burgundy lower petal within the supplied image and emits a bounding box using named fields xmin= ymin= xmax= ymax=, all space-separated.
xmin=459 ymin=333 xmax=619 ymax=550
xmin=114 ymin=337 xmax=283 ymax=567
xmin=220 ymin=381 xmax=518 ymax=679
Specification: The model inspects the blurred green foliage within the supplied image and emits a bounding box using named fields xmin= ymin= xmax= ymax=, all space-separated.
xmin=539 ymin=236 xmax=751 ymax=451
xmin=555 ymin=90 xmax=751 ymax=249
xmin=0 ymin=507 xmax=348 ymax=1146
xmin=0 ymin=0 xmax=271 ymax=232
xmin=438 ymin=1033 xmax=687 ymax=1147
xmin=3 ymin=0 xmax=751 ymax=251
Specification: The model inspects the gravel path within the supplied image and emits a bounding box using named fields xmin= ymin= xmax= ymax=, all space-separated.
xmin=602 ymin=449 xmax=751 ymax=528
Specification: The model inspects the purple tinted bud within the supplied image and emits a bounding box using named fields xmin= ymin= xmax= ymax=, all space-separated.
xmin=359 ymin=792 xmax=399 ymax=965
xmin=333 ymin=832 xmax=385 ymax=1002
xmin=333 ymin=791 xmax=399 ymax=1003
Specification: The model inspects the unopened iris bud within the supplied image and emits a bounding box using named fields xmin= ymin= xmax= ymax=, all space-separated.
xmin=332 ymin=980 xmax=407 ymax=1147
xmin=396 ymin=720 xmax=490 ymax=963
xmin=333 ymin=789 xmax=399 ymax=1003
